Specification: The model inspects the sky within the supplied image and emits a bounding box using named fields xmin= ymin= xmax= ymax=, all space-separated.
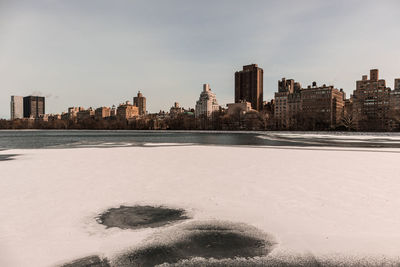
xmin=1 ymin=0 xmax=400 ymax=119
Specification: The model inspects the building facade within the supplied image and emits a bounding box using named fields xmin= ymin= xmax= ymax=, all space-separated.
xmin=352 ymin=69 xmax=391 ymax=131
xmin=110 ymin=105 xmax=117 ymax=117
xmin=226 ymin=101 xmax=252 ymax=116
xmin=133 ymin=91 xmax=146 ymax=116
xmin=170 ymin=102 xmax=184 ymax=118
xmin=77 ymin=108 xmax=95 ymax=120
xmin=274 ymin=78 xmax=302 ymax=129
xmin=195 ymin=84 xmax=220 ymax=118
xmin=389 ymin=78 xmax=400 ymax=129
xmin=63 ymin=107 xmax=85 ymax=120
xmin=10 ymin=96 xmax=23 ymax=120
xmin=390 ymin=78 xmax=400 ymax=112
xmin=23 ymin=96 xmax=45 ymax=118
xmin=117 ymin=101 xmax=139 ymax=119
xmin=95 ymin=107 xmax=111 ymax=119
xmin=235 ymin=64 xmax=263 ymax=111
xmin=301 ymin=83 xmax=345 ymax=129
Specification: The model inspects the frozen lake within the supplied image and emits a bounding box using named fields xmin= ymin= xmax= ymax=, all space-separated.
xmin=1 ymin=132 xmax=400 ymax=266
xmin=2 ymin=130 xmax=400 ymax=149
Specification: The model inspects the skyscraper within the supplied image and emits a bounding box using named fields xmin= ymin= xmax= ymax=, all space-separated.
xmin=10 ymin=96 xmax=24 ymax=120
xmin=235 ymin=64 xmax=263 ymax=111
xmin=133 ymin=91 xmax=146 ymax=116
xmin=23 ymin=96 xmax=45 ymax=118
xmin=195 ymin=84 xmax=220 ymax=117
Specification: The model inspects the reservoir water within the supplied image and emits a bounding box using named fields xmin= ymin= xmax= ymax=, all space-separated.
xmin=1 ymin=130 xmax=400 ymax=149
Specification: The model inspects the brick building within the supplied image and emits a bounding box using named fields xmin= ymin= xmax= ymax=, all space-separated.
xmin=390 ymin=79 xmax=400 ymax=112
xmin=274 ymin=78 xmax=302 ymax=129
xmin=235 ymin=64 xmax=263 ymax=111
xmin=117 ymin=101 xmax=139 ymax=119
xmin=226 ymin=101 xmax=253 ymax=116
xmin=352 ymin=69 xmax=391 ymax=131
xmin=170 ymin=102 xmax=184 ymax=118
xmin=133 ymin=91 xmax=146 ymax=116
xmin=95 ymin=107 xmax=111 ymax=119
xmin=77 ymin=108 xmax=95 ymax=120
xmin=301 ymin=83 xmax=345 ymax=129
xmin=389 ymin=78 xmax=400 ymax=129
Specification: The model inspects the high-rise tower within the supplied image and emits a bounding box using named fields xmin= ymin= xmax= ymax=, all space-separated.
xmin=133 ymin=91 xmax=146 ymax=116
xmin=195 ymin=84 xmax=220 ymax=117
xmin=10 ymin=96 xmax=24 ymax=120
xmin=235 ymin=64 xmax=263 ymax=111
xmin=23 ymin=96 xmax=45 ymax=118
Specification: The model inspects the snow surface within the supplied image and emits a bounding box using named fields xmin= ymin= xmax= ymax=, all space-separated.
xmin=1 ymin=145 xmax=400 ymax=266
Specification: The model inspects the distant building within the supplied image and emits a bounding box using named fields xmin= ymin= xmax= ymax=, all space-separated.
xmin=48 ymin=114 xmax=61 ymax=121
xmin=133 ymin=91 xmax=146 ymax=116
xmin=110 ymin=105 xmax=117 ymax=117
xmin=274 ymin=78 xmax=302 ymax=129
xmin=226 ymin=101 xmax=253 ymax=116
xmin=10 ymin=96 xmax=23 ymax=120
xmin=344 ymin=98 xmax=353 ymax=118
xmin=117 ymin=101 xmax=139 ymax=119
xmin=63 ymin=107 xmax=84 ymax=120
xmin=195 ymin=84 xmax=220 ymax=118
xmin=77 ymin=108 xmax=95 ymax=120
xmin=389 ymin=78 xmax=400 ymax=127
xmin=390 ymin=79 xmax=400 ymax=112
xmin=395 ymin=78 xmax=400 ymax=91
xmin=235 ymin=64 xmax=263 ymax=111
xmin=301 ymin=83 xmax=345 ymax=129
xmin=170 ymin=102 xmax=184 ymax=118
xmin=95 ymin=107 xmax=111 ymax=119
xmin=352 ymin=69 xmax=391 ymax=131
xmin=23 ymin=96 xmax=45 ymax=118
xmin=263 ymin=99 xmax=275 ymax=115
xmin=38 ymin=114 xmax=49 ymax=122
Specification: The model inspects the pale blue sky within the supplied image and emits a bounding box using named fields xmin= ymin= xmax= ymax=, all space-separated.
xmin=1 ymin=0 xmax=400 ymax=118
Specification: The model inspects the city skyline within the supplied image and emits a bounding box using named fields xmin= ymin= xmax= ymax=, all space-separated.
xmin=1 ymin=0 xmax=400 ymax=119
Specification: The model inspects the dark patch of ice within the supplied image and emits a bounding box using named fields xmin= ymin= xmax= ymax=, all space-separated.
xmin=0 ymin=154 xmax=18 ymax=161
xmin=154 ymin=253 xmax=400 ymax=267
xmin=97 ymin=205 xmax=189 ymax=230
xmin=113 ymin=220 xmax=276 ymax=267
xmin=60 ymin=255 xmax=110 ymax=267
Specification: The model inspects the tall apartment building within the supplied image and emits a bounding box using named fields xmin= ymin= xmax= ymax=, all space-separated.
xmin=195 ymin=84 xmax=220 ymax=118
xmin=133 ymin=91 xmax=146 ymax=116
xmin=274 ymin=78 xmax=302 ymax=129
xmin=235 ymin=64 xmax=263 ymax=111
xmin=389 ymin=78 xmax=400 ymax=119
xmin=352 ymin=69 xmax=391 ymax=131
xmin=301 ymin=83 xmax=345 ymax=129
xmin=23 ymin=96 xmax=45 ymax=118
xmin=10 ymin=96 xmax=24 ymax=120
xmin=117 ymin=101 xmax=139 ymax=119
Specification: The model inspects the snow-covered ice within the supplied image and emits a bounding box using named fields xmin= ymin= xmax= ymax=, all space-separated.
xmin=1 ymin=144 xmax=400 ymax=266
